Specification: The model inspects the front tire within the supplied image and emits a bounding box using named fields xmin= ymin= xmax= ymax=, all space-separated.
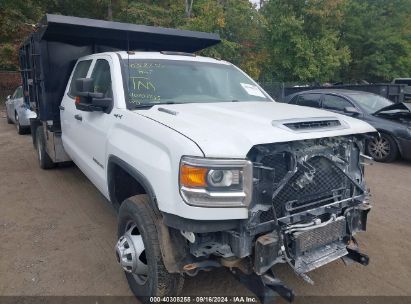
xmin=6 ymin=111 xmax=13 ymax=124
xmin=367 ymin=134 xmax=398 ymax=162
xmin=36 ymin=126 xmax=56 ymax=169
xmin=117 ymin=195 xmax=184 ymax=302
xmin=15 ymin=113 xmax=25 ymax=135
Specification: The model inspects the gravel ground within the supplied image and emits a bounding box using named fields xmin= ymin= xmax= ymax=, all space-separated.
xmin=0 ymin=108 xmax=410 ymax=303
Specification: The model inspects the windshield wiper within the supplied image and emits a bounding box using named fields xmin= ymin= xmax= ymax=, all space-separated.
xmin=132 ymin=101 xmax=181 ymax=110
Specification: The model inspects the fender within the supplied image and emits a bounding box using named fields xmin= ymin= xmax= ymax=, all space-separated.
xmin=107 ymin=155 xmax=160 ymax=214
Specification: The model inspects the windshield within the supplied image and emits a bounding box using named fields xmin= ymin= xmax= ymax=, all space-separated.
xmin=349 ymin=93 xmax=393 ymax=114
xmin=122 ymin=59 xmax=270 ymax=108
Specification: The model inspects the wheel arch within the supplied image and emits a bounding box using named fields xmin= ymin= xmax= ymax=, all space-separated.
xmin=107 ymin=155 xmax=160 ymax=214
xmin=375 ymin=129 xmax=400 ymax=150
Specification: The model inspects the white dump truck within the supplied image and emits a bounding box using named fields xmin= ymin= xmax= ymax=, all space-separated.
xmin=21 ymin=14 xmax=375 ymax=303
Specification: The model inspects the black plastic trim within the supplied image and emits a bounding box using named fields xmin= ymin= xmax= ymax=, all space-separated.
xmin=107 ymin=155 xmax=159 ymax=212
xmin=162 ymin=212 xmax=240 ymax=233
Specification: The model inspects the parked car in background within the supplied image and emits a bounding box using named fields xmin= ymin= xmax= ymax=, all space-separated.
xmin=287 ymin=89 xmax=411 ymax=162
xmin=5 ymin=86 xmax=36 ymax=134
xmin=392 ymin=78 xmax=411 ymax=101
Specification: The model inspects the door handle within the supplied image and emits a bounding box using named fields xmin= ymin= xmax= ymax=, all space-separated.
xmin=59 ymin=105 xmax=65 ymax=110
xmin=74 ymin=114 xmax=82 ymax=121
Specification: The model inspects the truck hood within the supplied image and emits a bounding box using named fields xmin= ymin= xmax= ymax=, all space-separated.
xmin=135 ymin=101 xmax=376 ymax=157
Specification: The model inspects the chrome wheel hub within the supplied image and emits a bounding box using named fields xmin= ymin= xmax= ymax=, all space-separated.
xmin=115 ymin=224 xmax=148 ymax=284
xmin=369 ymin=137 xmax=390 ymax=159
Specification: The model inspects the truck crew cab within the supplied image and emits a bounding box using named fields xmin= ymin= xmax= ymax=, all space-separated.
xmin=21 ymin=15 xmax=375 ymax=303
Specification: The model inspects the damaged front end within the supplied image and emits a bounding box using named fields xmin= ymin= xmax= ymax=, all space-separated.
xmin=169 ymin=135 xmax=372 ymax=302
xmin=248 ymin=135 xmax=371 ymax=278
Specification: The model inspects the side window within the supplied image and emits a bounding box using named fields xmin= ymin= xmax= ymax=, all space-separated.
xmin=323 ymin=95 xmax=353 ymax=111
xmin=68 ymin=60 xmax=92 ymax=97
xmin=91 ymin=59 xmax=112 ymax=98
xmin=12 ymin=88 xmax=19 ymax=99
xmin=17 ymin=87 xmax=23 ymax=98
xmin=296 ymin=94 xmax=321 ymax=108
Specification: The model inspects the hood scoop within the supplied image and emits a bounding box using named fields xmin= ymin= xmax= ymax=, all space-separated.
xmin=273 ymin=117 xmax=347 ymax=133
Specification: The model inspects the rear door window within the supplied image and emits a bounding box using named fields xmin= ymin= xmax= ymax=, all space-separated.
xmin=295 ymin=93 xmax=321 ymax=108
xmin=68 ymin=60 xmax=92 ymax=98
xmin=323 ymin=94 xmax=353 ymax=112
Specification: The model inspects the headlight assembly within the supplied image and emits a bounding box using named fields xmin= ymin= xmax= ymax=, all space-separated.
xmin=179 ymin=156 xmax=253 ymax=207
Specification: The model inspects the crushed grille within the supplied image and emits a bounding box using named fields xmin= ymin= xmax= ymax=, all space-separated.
xmin=260 ymin=153 xmax=289 ymax=183
xmin=259 ymin=208 xmax=275 ymax=222
xmin=272 ymin=156 xmax=352 ymax=217
xmin=284 ymin=120 xmax=341 ymax=131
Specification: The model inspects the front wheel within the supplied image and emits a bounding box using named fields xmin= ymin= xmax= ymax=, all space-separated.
xmin=367 ymin=134 xmax=398 ymax=162
xmin=116 ymin=195 xmax=184 ymax=303
xmin=6 ymin=111 xmax=13 ymax=124
xmin=15 ymin=113 xmax=25 ymax=135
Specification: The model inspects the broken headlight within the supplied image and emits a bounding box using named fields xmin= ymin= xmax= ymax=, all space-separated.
xmin=179 ymin=156 xmax=253 ymax=207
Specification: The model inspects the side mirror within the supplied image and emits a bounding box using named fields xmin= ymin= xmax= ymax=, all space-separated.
xmin=74 ymin=78 xmax=112 ymax=113
xmin=92 ymin=97 xmax=112 ymax=113
xmin=75 ymin=78 xmax=95 ymax=97
xmin=344 ymin=106 xmax=361 ymax=116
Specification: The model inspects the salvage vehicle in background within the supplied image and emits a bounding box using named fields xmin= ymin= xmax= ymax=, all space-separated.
xmin=21 ymin=15 xmax=376 ymax=303
xmin=287 ymin=89 xmax=411 ymax=162
xmin=392 ymin=78 xmax=411 ymax=101
xmin=5 ymin=86 xmax=36 ymax=134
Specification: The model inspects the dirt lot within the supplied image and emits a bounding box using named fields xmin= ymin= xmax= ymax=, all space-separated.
xmin=1 ymin=109 xmax=411 ymax=302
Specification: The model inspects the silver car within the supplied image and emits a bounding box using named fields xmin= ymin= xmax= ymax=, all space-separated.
xmin=5 ymin=86 xmax=36 ymax=134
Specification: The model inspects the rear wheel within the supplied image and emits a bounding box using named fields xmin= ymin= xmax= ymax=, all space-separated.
xmin=116 ymin=195 xmax=184 ymax=303
xmin=367 ymin=134 xmax=398 ymax=162
xmin=36 ymin=126 xmax=55 ymax=169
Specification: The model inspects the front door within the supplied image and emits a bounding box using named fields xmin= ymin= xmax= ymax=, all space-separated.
xmin=60 ymin=58 xmax=93 ymax=166
xmin=6 ymin=87 xmax=20 ymax=122
xmin=74 ymin=56 xmax=115 ymax=196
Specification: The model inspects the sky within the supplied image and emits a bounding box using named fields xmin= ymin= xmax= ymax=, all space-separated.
xmin=249 ymin=0 xmax=261 ymax=8
xmin=250 ymin=0 xmax=260 ymax=5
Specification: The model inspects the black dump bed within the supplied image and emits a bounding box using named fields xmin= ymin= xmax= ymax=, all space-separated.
xmin=19 ymin=14 xmax=221 ymax=123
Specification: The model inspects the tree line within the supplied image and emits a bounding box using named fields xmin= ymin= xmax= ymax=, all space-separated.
xmin=1 ymin=0 xmax=410 ymax=83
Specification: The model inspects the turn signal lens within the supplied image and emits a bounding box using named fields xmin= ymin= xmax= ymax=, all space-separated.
xmin=75 ymin=96 xmax=81 ymax=104
xmin=180 ymin=165 xmax=207 ymax=188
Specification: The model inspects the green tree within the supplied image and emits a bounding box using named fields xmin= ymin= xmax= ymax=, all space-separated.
xmin=261 ymin=0 xmax=350 ymax=83
xmin=184 ymin=0 xmax=267 ymax=79
xmin=340 ymin=0 xmax=411 ymax=82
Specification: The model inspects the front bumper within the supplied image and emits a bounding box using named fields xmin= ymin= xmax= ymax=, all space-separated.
xmin=254 ymin=203 xmax=370 ymax=275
